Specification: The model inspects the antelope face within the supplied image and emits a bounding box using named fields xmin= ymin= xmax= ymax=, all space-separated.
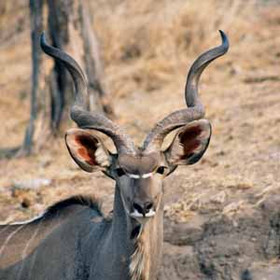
xmin=114 ymin=153 xmax=166 ymax=221
xmin=65 ymin=119 xmax=212 ymax=222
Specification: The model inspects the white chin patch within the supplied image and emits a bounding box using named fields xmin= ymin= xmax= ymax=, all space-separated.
xmin=129 ymin=209 xmax=155 ymax=220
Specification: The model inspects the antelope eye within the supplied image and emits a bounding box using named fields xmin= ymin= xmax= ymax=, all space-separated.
xmin=156 ymin=166 xmax=166 ymax=175
xmin=116 ymin=168 xmax=126 ymax=177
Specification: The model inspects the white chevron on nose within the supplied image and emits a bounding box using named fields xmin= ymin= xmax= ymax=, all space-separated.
xmin=127 ymin=173 xmax=153 ymax=179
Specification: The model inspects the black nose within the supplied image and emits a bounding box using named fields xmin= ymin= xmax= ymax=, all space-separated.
xmin=133 ymin=201 xmax=154 ymax=215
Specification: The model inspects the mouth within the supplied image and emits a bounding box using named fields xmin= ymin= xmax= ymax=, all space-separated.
xmin=129 ymin=209 xmax=156 ymax=222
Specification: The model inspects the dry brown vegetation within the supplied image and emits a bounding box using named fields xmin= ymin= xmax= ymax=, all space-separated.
xmin=0 ymin=0 xmax=279 ymax=254
xmin=1 ymin=0 xmax=280 ymax=278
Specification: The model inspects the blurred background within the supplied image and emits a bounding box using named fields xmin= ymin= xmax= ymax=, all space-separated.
xmin=0 ymin=0 xmax=280 ymax=279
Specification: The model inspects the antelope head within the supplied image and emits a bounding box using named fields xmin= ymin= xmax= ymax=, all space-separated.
xmin=40 ymin=31 xmax=229 ymax=223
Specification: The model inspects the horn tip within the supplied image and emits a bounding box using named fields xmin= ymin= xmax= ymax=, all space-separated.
xmin=218 ymin=30 xmax=229 ymax=53
xmin=40 ymin=31 xmax=49 ymax=52
xmin=40 ymin=31 xmax=46 ymax=43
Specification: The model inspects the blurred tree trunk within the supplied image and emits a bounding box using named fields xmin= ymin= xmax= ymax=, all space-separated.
xmin=18 ymin=0 xmax=114 ymax=156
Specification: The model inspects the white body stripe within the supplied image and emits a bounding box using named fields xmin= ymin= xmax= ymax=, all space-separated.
xmin=0 ymin=224 xmax=26 ymax=257
xmin=16 ymin=219 xmax=44 ymax=279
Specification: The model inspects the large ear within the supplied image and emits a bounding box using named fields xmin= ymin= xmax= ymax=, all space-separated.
xmin=65 ymin=128 xmax=111 ymax=172
xmin=165 ymin=119 xmax=211 ymax=166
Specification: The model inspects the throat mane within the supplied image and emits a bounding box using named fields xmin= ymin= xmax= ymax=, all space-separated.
xmin=129 ymin=227 xmax=150 ymax=280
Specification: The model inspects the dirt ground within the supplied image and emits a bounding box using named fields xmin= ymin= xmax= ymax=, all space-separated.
xmin=0 ymin=1 xmax=280 ymax=279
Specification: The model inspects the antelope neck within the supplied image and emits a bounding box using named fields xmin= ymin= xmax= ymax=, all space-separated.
xmin=111 ymin=185 xmax=163 ymax=280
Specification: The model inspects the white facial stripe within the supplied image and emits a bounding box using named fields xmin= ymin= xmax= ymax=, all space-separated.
xmin=128 ymin=174 xmax=141 ymax=179
xmin=127 ymin=173 xmax=153 ymax=179
xmin=142 ymin=173 xmax=153 ymax=179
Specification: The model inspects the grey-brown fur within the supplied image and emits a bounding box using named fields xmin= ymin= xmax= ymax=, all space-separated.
xmin=0 ymin=196 xmax=105 ymax=279
xmin=0 ymin=193 xmax=162 ymax=280
xmin=0 ymin=31 xmax=228 ymax=280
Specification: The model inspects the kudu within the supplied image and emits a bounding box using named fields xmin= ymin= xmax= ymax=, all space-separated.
xmin=0 ymin=31 xmax=228 ymax=280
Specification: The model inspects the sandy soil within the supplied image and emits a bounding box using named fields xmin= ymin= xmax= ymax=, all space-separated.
xmin=0 ymin=1 xmax=280 ymax=278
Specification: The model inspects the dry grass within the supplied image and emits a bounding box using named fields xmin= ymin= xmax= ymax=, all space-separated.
xmin=91 ymin=0 xmax=258 ymax=97
xmin=0 ymin=0 xmax=280 ymax=223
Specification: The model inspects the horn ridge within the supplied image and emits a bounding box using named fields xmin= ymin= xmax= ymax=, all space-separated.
xmin=40 ymin=32 xmax=136 ymax=155
xmin=143 ymin=30 xmax=229 ymax=152
xmin=185 ymin=30 xmax=229 ymax=107
xmin=40 ymin=32 xmax=87 ymax=108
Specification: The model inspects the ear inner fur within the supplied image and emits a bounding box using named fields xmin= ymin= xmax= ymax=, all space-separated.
xmin=76 ymin=135 xmax=99 ymax=166
xmin=65 ymin=129 xmax=110 ymax=172
xmin=179 ymin=125 xmax=203 ymax=159
xmin=165 ymin=119 xmax=211 ymax=166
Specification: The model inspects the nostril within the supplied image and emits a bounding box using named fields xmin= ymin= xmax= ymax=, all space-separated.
xmin=133 ymin=202 xmax=144 ymax=214
xmin=145 ymin=202 xmax=153 ymax=211
xmin=133 ymin=201 xmax=154 ymax=216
